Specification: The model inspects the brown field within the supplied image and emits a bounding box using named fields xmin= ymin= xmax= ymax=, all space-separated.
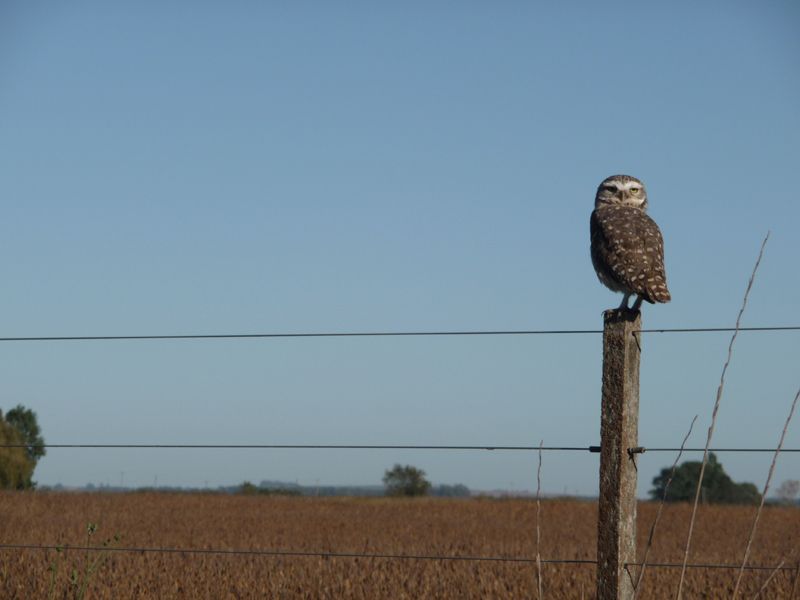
xmin=0 ymin=492 xmax=798 ymax=599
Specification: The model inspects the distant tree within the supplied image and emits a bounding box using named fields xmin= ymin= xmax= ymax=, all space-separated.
xmin=431 ymin=484 xmax=471 ymax=498
xmin=775 ymin=480 xmax=800 ymax=505
xmin=0 ymin=405 xmax=45 ymax=489
xmin=4 ymin=406 xmax=46 ymax=465
xmin=650 ymin=453 xmax=760 ymax=505
xmin=237 ymin=481 xmax=301 ymax=496
xmin=239 ymin=481 xmax=259 ymax=495
xmin=383 ymin=464 xmax=431 ymax=497
xmin=0 ymin=420 xmax=34 ymax=489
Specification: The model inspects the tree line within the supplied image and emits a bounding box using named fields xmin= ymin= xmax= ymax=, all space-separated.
xmin=384 ymin=458 xmax=797 ymax=505
xmin=1 ymin=409 xmax=795 ymax=506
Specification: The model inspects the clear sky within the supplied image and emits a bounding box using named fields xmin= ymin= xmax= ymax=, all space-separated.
xmin=1 ymin=2 xmax=798 ymax=497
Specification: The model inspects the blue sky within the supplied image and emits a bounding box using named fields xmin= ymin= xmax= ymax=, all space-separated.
xmin=1 ymin=2 xmax=798 ymax=496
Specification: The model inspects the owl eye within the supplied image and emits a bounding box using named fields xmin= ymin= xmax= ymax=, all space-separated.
xmin=629 ymin=187 xmax=640 ymax=194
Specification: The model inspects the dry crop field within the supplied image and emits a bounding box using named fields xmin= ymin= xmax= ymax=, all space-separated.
xmin=0 ymin=492 xmax=798 ymax=599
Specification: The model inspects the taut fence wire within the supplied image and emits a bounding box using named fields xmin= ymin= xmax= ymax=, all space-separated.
xmin=0 ymin=543 xmax=795 ymax=573
xmin=0 ymin=325 xmax=797 ymax=342
xmin=2 ymin=443 xmax=800 ymax=452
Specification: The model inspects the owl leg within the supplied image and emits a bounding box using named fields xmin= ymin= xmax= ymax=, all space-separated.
xmin=618 ymin=293 xmax=631 ymax=311
xmin=631 ymin=295 xmax=644 ymax=312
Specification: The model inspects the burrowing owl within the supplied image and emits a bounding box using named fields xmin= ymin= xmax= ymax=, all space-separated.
xmin=590 ymin=174 xmax=671 ymax=311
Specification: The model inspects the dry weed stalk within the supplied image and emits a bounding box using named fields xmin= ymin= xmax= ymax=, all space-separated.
xmin=536 ymin=439 xmax=544 ymax=600
xmin=736 ymin=386 xmax=800 ymax=598
xmin=752 ymin=558 xmax=786 ymax=599
xmin=791 ymin=564 xmax=800 ymax=598
xmin=676 ymin=232 xmax=770 ymax=600
xmin=633 ymin=415 xmax=698 ymax=598
xmin=752 ymin=534 xmax=800 ymax=599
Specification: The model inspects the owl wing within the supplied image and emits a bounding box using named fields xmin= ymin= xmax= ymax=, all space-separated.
xmin=590 ymin=207 xmax=671 ymax=303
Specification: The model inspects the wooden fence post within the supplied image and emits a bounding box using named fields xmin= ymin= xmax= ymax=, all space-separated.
xmin=597 ymin=309 xmax=641 ymax=600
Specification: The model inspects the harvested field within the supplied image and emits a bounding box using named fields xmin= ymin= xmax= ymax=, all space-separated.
xmin=0 ymin=492 xmax=798 ymax=598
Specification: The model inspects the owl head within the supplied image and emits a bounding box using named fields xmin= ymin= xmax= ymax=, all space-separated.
xmin=594 ymin=174 xmax=648 ymax=210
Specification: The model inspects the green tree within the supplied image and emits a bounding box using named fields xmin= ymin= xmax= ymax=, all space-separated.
xmin=0 ymin=420 xmax=34 ymax=489
xmin=0 ymin=405 xmax=45 ymax=489
xmin=382 ymin=464 xmax=431 ymax=497
xmin=4 ymin=405 xmax=46 ymax=465
xmin=650 ymin=453 xmax=761 ymax=505
xmin=239 ymin=481 xmax=259 ymax=495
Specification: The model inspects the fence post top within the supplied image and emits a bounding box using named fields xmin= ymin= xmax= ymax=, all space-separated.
xmin=603 ymin=309 xmax=641 ymax=326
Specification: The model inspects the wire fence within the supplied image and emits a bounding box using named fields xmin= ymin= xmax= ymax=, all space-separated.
xmin=1 ymin=322 xmax=799 ymax=590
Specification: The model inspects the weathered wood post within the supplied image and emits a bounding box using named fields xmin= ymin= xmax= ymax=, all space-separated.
xmin=597 ymin=309 xmax=641 ymax=600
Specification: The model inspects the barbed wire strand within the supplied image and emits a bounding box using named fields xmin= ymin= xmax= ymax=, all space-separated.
xmin=642 ymin=448 xmax=800 ymax=453
xmin=0 ymin=543 xmax=795 ymax=572
xmin=2 ymin=443 xmax=799 ymax=453
xmin=677 ymin=232 xmax=769 ymax=600
xmin=629 ymin=562 xmax=798 ymax=573
xmin=0 ymin=326 xmax=797 ymax=343
xmin=0 ymin=443 xmax=594 ymax=451
xmin=0 ymin=543 xmax=586 ymax=564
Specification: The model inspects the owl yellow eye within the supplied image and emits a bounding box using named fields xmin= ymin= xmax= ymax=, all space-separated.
xmin=629 ymin=187 xmax=640 ymax=194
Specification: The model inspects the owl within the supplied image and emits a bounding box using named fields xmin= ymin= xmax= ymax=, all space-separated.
xmin=590 ymin=174 xmax=671 ymax=312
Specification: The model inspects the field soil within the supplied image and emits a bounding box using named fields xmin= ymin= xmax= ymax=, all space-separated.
xmin=0 ymin=492 xmax=798 ymax=599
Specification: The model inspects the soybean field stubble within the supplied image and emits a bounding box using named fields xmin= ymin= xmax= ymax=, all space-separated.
xmin=0 ymin=493 xmax=798 ymax=598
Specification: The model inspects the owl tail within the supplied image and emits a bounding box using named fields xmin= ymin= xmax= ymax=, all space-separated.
xmin=644 ymin=282 xmax=671 ymax=304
